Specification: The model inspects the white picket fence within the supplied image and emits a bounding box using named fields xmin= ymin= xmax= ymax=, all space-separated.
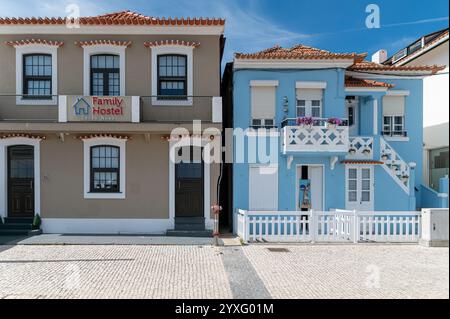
xmin=236 ymin=209 xmax=421 ymax=243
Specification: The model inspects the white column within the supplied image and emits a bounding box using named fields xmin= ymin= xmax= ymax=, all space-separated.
xmin=373 ymin=98 xmax=378 ymax=135
xmin=131 ymin=96 xmax=140 ymax=123
xmin=58 ymin=95 xmax=68 ymax=123
xmin=212 ymin=97 xmax=223 ymax=123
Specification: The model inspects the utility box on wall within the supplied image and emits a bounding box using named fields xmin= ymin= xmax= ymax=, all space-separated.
xmin=420 ymin=209 xmax=449 ymax=247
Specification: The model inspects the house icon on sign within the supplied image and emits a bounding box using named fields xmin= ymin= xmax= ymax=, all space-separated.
xmin=73 ymin=97 xmax=91 ymax=116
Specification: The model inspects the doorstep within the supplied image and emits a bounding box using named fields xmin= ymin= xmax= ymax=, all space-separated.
xmin=4 ymin=234 xmax=239 ymax=246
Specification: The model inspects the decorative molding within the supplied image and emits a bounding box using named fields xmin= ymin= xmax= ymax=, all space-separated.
xmin=296 ymin=81 xmax=327 ymax=89
xmin=5 ymin=39 xmax=64 ymax=47
xmin=75 ymin=40 xmax=132 ymax=47
xmin=249 ymin=80 xmax=279 ymax=87
xmin=144 ymin=40 xmax=200 ymax=48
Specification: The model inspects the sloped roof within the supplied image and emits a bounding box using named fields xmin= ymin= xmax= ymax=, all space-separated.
xmin=0 ymin=10 xmax=225 ymax=26
xmin=235 ymin=44 xmax=367 ymax=62
xmin=349 ymin=60 xmax=444 ymax=74
xmin=345 ymin=76 xmax=394 ymax=88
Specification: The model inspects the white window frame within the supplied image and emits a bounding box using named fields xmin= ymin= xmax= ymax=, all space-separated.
xmin=151 ymin=45 xmax=194 ymax=106
xmin=82 ymin=45 xmax=127 ymax=96
xmin=15 ymin=44 xmax=59 ymax=105
xmin=296 ymin=99 xmax=322 ymax=118
xmin=0 ymin=137 xmax=42 ymax=218
xmin=83 ymin=138 xmax=127 ymax=199
xmin=345 ymin=165 xmax=374 ymax=211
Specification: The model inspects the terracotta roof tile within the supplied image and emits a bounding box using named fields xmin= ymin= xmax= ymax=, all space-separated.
xmin=77 ymin=134 xmax=132 ymax=140
xmin=0 ymin=133 xmax=46 ymax=140
xmin=75 ymin=40 xmax=132 ymax=47
xmin=0 ymin=10 xmax=225 ymax=27
xmin=235 ymin=44 xmax=367 ymax=62
xmin=5 ymin=39 xmax=64 ymax=47
xmin=349 ymin=60 xmax=445 ymax=74
xmin=345 ymin=76 xmax=394 ymax=88
xmin=144 ymin=40 xmax=200 ymax=48
xmin=341 ymin=160 xmax=384 ymax=165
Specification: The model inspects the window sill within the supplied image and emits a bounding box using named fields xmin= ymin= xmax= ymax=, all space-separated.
xmin=384 ymin=136 xmax=410 ymax=142
xmin=151 ymin=97 xmax=193 ymax=106
xmin=84 ymin=192 xmax=125 ymax=200
xmin=16 ymin=96 xmax=58 ymax=106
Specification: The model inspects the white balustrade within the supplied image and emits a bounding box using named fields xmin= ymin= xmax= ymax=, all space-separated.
xmin=282 ymin=126 xmax=349 ymax=154
xmin=347 ymin=137 xmax=374 ymax=159
xmin=380 ymin=137 xmax=410 ymax=194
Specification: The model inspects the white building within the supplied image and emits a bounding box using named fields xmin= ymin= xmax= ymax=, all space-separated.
xmin=381 ymin=28 xmax=449 ymax=191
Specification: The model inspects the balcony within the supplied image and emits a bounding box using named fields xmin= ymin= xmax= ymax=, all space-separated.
xmin=281 ymin=118 xmax=349 ymax=154
xmin=0 ymin=95 xmax=222 ymax=124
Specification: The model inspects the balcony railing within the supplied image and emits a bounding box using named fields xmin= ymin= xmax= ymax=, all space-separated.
xmin=382 ymin=131 xmax=408 ymax=138
xmin=0 ymin=95 xmax=222 ymax=124
xmin=347 ymin=137 xmax=374 ymax=159
xmin=281 ymin=117 xmax=349 ymax=154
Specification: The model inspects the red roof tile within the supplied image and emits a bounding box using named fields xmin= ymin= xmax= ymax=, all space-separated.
xmin=235 ymin=44 xmax=367 ymax=62
xmin=349 ymin=60 xmax=444 ymax=74
xmin=0 ymin=133 xmax=46 ymax=140
xmin=77 ymin=134 xmax=132 ymax=140
xmin=0 ymin=10 xmax=225 ymax=27
xmin=341 ymin=160 xmax=384 ymax=165
xmin=345 ymin=76 xmax=394 ymax=88
xmin=75 ymin=40 xmax=132 ymax=47
xmin=144 ymin=40 xmax=200 ymax=48
xmin=5 ymin=39 xmax=64 ymax=47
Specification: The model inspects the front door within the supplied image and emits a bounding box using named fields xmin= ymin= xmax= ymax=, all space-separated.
xmin=297 ymin=165 xmax=324 ymax=212
xmin=346 ymin=166 xmax=374 ymax=211
xmin=8 ymin=145 xmax=35 ymax=218
xmin=175 ymin=147 xmax=204 ymax=218
xmin=346 ymin=97 xmax=359 ymax=136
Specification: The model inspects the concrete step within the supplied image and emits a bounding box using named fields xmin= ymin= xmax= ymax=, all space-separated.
xmin=175 ymin=223 xmax=206 ymax=231
xmin=0 ymin=229 xmax=41 ymax=237
xmin=174 ymin=217 xmax=205 ymax=224
xmin=3 ymin=217 xmax=34 ymax=224
xmin=166 ymin=230 xmax=212 ymax=238
xmin=0 ymin=223 xmax=33 ymax=230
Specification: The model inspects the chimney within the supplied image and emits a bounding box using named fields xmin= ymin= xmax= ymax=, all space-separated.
xmin=372 ymin=49 xmax=388 ymax=64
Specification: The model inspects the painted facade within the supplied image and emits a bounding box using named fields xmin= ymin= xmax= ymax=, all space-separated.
xmin=224 ymin=44 xmax=444 ymax=222
xmin=0 ymin=11 xmax=225 ymax=235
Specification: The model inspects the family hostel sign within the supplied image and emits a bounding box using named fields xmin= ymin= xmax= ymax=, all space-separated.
xmin=68 ymin=96 xmax=133 ymax=122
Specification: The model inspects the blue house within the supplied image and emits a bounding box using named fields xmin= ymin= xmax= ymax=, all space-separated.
xmin=222 ymin=44 xmax=444 ymax=222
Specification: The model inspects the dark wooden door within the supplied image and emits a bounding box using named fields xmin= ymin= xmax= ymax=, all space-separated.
xmin=175 ymin=147 xmax=204 ymax=218
xmin=8 ymin=145 xmax=35 ymax=218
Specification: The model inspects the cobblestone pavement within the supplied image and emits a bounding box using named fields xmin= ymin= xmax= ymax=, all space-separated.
xmin=0 ymin=244 xmax=448 ymax=299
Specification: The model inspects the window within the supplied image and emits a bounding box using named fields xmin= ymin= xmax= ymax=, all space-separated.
xmin=348 ymin=106 xmax=354 ymax=127
xmin=296 ymin=88 xmax=323 ymax=118
xmin=90 ymin=146 xmax=120 ymax=193
xmin=157 ymin=55 xmax=187 ymax=98
xmin=23 ymin=54 xmax=52 ymax=98
xmin=251 ymin=85 xmax=276 ymax=128
xmin=90 ymin=55 xmax=120 ymax=96
xmin=383 ymin=96 xmax=406 ymax=137
xmin=429 ymin=147 xmax=449 ymax=191
xmin=249 ymin=165 xmax=278 ymax=210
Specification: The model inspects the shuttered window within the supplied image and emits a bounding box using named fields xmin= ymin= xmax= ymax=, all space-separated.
xmin=251 ymin=86 xmax=276 ymax=127
xmin=296 ymin=88 xmax=323 ymax=118
xmin=383 ymin=96 xmax=406 ymax=136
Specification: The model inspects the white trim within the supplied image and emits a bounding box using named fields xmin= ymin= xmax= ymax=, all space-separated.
xmin=373 ymin=98 xmax=378 ymax=135
xmin=14 ymin=44 xmax=58 ymax=105
xmin=396 ymin=34 xmax=449 ymax=66
xmin=0 ymin=137 xmax=42 ymax=218
xmin=234 ymin=59 xmax=355 ymax=69
xmin=345 ymin=87 xmax=388 ymax=93
xmin=386 ymin=90 xmax=410 ymax=96
xmin=295 ymin=164 xmax=325 ymax=212
xmin=131 ymin=96 xmax=140 ymax=123
xmin=151 ymin=45 xmax=194 ymax=106
xmin=345 ymin=165 xmax=375 ymax=211
xmin=0 ymin=25 xmax=225 ymax=36
xmin=385 ymin=136 xmax=410 ymax=142
xmin=168 ymin=142 xmax=213 ymax=230
xmin=82 ymin=45 xmax=127 ymax=96
xmin=346 ymin=71 xmax=429 ymax=79
xmin=250 ymin=80 xmax=279 ymax=87
xmin=212 ymin=97 xmax=223 ymax=123
xmin=58 ymin=95 xmax=67 ymax=123
xmin=296 ymin=81 xmax=327 ymax=89
xmin=41 ymin=218 xmax=174 ymax=235
xmin=83 ymin=138 xmax=127 ymax=199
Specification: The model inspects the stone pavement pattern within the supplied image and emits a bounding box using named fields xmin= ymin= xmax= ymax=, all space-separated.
xmin=0 ymin=244 xmax=448 ymax=299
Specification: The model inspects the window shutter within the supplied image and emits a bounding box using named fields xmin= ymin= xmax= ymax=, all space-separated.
xmin=296 ymin=88 xmax=323 ymax=101
xmin=251 ymin=86 xmax=276 ymax=120
xmin=249 ymin=166 xmax=278 ymax=210
xmin=383 ymin=96 xmax=405 ymax=116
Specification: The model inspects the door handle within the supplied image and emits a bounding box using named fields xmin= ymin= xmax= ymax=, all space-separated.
xmin=30 ymin=180 xmax=34 ymax=190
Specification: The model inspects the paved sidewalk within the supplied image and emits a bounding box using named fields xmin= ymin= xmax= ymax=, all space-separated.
xmin=0 ymin=243 xmax=448 ymax=299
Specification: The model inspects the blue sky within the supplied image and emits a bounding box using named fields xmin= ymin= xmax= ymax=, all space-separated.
xmin=1 ymin=0 xmax=449 ymax=64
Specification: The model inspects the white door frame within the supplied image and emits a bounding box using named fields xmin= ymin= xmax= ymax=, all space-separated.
xmin=0 ymin=137 xmax=41 ymax=218
xmin=345 ymin=165 xmax=374 ymax=211
xmin=169 ymin=142 xmax=212 ymax=229
xmin=295 ymin=164 xmax=325 ymax=212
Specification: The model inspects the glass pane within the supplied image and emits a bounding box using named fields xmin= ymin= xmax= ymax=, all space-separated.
xmin=362 ymin=192 xmax=370 ymax=202
xmin=311 ymin=100 xmax=321 ymax=107
xmin=297 ymin=107 xmax=306 ymax=118
xmin=362 ymin=169 xmax=370 ymax=179
xmin=349 ymin=191 xmax=357 ymax=202
xmin=349 ymin=180 xmax=357 ymax=191
xmin=297 ymin=100 xmax=306 ymax=107
xmin=362 ymin=180 xmax=370 ymax=191
xmin=311 ymin=107 xmax=321 ymax=118
xmin=349 ymin=169 xmax=357 ymax=179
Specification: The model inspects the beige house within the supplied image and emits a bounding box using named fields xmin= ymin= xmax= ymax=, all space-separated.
xmin=0 ymin=11 xmax=225 ymax=235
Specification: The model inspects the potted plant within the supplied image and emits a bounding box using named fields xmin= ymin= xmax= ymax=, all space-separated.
xmin=348 ymin=148 xmax=357 ymax=155
xmin=362 ymin=148 xmax=371 ymax=155
xmin=401 ymin=174 xmax=410 ymax=183
xmin=381 ymin=153 xmax=389 ymax=161
xmin=32 ymin=214 xmax=42 ymax=230
xmin=296 ymin=117 xmax=314 ymax=129
xmin=327 ymin=117 xmax=342 ymax=129
xmin=390 ymin=163 xmax=399 ymax=173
